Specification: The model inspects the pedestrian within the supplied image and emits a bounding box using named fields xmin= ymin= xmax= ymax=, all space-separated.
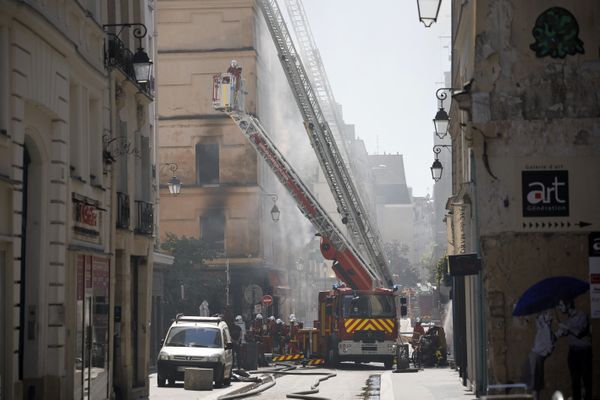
xmin=230 ymin=320 xmax=242 ymax=370
xmin=521 ymin=311 xmax=556 ymax=399
xmin=555 ymin=299 xmax=592 ymax=400
xmin=235 ymin=315 xmax=246 ymax=344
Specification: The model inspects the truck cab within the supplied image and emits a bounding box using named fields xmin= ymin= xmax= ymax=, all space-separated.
xmin=317 ymin=286 xmax=397 ymax=368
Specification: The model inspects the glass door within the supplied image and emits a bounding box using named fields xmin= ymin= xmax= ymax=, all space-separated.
xmin=75 ymin=255 xmax=110 ymax=400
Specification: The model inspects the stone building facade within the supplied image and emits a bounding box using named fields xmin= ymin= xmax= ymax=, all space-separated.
xmin=447 ymin=1 xmax=600 ymax=397
xmin=0 ymin=1 xmax=157 ymax=399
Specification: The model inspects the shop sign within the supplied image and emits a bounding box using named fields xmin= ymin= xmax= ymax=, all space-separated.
xmin=521 ymin=170 xmax=569 ymax=217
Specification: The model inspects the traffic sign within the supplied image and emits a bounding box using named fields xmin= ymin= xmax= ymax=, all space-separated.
xmin=261 ymin=295 xmax=273 ymax=306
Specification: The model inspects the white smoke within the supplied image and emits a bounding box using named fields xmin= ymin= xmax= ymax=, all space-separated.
xmin=443 ymin=300 xmax=453 ymax=357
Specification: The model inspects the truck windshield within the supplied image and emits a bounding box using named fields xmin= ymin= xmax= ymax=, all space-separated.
xmin=342 ymin=294 xmax=395 ymax=318
xmin=165 ymin=327 xmax=222 ymax=348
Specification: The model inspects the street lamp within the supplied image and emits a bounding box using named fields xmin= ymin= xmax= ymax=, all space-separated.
xmin=431 ymin=145 xmax=452 ymax=182
xmin=416 ymin=0 xmax=442 ymax=27
xmin=161 ymin=163 xmax=181 ymax=195
xmin=268 ymin=194 xmax=280 ymax=222
xmin=103 ymin=23 xmax=153 ymax=84
xmin=433 ymin=88 xmax=456 ymax=139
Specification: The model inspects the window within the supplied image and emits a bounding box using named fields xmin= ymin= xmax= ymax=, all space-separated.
xmin=165 ymin=327 xmax=222 ymax=348
xmin=200 ymin=211 xmax=225 ymax=251
xmin=341 ymin=295 xmax=396 ymax=318
xmin=196 ymin=143 xmax=219 ymax=185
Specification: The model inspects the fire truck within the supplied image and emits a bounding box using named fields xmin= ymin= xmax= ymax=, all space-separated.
xmin=212 ymin=0 xmax=399 ymax=368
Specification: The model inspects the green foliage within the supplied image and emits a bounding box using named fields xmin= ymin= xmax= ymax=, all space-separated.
xmin=434 ymin=255 xmax=451 ymax=288
xmin=160 ymin=233 xmax=225 ymax=318
xmin=384 ymin=240 xmax=419 ymax=288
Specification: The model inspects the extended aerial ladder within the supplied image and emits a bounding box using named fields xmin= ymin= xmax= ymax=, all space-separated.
xmin=213 ymin=73 xmax=377 ymax=291
xmin=256 ymin=0 xmax=394 ymax=288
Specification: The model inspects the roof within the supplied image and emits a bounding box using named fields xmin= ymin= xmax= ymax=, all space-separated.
xmin=174 ymin=315 xmax=223 ymax=324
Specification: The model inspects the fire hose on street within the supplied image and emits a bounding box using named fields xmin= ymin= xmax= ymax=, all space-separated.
xmin=217 ymin=364 xmax=337 ymax=400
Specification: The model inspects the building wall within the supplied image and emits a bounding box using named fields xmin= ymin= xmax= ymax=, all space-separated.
xmin=0 ymin=1 xmax=157 ymax=399
xmin=450 ymin=0 xmax=600 ymax=397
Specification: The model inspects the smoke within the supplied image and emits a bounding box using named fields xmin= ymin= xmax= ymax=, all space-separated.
xmin=253 ymin=11 xmax=335 ymax=254
xmin=443 ymin=300 xmax=453 ymax=357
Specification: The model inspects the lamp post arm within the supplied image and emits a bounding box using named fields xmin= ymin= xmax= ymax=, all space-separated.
xmin=433 ymin=144 xmax=452 ymax=157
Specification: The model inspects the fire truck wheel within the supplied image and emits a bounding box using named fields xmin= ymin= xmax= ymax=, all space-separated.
xmin=327 ymin=348 xmax=339 ymax=367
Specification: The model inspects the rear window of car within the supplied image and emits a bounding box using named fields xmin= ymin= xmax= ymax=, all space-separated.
xmin=165 ymin=326 xmax=222 ymax=348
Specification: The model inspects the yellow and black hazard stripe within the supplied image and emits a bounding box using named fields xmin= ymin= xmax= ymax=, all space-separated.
xmin=272 ymin=353 xmax=304 ymax=362
xmin=304 ymin=359 xmax=325 ymax=366
xmin=344 ymin=318 xmax=395 ymax=333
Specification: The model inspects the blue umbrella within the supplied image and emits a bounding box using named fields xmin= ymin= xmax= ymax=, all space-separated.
xmin=512 ymin=276 xmax=589 ymax=316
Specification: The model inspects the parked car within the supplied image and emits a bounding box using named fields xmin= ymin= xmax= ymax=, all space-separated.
xmin=157 ymin=315 xmax=233 ymax=387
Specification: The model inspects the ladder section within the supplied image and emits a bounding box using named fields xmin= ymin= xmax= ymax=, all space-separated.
xmin=284 ymin=0 xmax=348 ymax=160
xmin=223 ymin=108 xmax=377 ymax=291
xmin=257 ymin=0 xmax=393 ymax=287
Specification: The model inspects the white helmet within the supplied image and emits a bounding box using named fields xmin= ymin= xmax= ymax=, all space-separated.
xmin=289 ymin=314 xmax=296 ymax=322
xmin=256 ymin=313 xmax=263 ymax=319
xmin=276 ymin=318 xmax=283 ymax=325
xmin=235 ymin=315 xmax=243 ymax=323
xmin=268 ymin=316 xmax=276 ymax=321
xmin=230 ymin=59 xmax=239 ymax=68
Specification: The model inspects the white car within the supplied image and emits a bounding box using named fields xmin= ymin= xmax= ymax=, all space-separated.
xmin=157 ymin=315 xmax=234 ymax=387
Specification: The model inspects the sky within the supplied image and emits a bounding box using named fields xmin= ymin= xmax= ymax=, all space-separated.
xmin=293 ymin=0 xmax=452 ymax=197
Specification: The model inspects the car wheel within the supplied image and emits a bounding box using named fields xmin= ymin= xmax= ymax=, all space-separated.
xmin=168 ymin=377 xmax=176 ymax=386
xmin=223 ymin=366 xmax=232 ymax=386
xmin=214 ymin=365 xmax=225 ymax=388
xmin=157 ymin=374 xmax=166 ymax=387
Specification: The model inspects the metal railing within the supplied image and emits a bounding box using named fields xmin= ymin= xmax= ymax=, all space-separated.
xmin=104 ymin=35 xmax=154 ymax=97
xmin=135 ymin=200 xmax=154 ymax=235
xmin=116 ymin=192 xmax=130 ymax=229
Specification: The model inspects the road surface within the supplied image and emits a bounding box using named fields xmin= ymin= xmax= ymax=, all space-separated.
xmin=149 ymin=362 xmax=476 ymax=400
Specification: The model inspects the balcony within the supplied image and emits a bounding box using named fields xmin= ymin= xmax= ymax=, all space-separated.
xmin=116 ymin=192 xmax=130 ymax=229
xmin=104 ymin=35 xmax=154 ymax=98
xmin=135 ymin=200 xmax=154 ymax=236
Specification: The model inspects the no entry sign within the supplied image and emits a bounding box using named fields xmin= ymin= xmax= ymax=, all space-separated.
xmin=261 ymin=295 xmax=273 ymax=306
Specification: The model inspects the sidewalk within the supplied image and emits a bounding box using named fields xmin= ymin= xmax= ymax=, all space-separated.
xmin=381 ymin=367 xmax=477 ymax=400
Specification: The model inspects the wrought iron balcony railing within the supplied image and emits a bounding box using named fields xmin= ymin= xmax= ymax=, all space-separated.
xmin=135 ymin=200 xmax=154 ymax=235
xmin=116 ymin=192 xmax=130 ymax=229
xmin=104 ymin=35 xmax=154 ymax=97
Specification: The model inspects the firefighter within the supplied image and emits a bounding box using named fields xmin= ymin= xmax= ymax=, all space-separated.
xmin=288 ymin=314 xmax=301 ymax=354
xmin=249 ymin=313 xmax=264 ymax=340
xmin=411 ymin=318 xmax=425 ymax=349
xmin=274 ymin=318 xmax=286 ymax=354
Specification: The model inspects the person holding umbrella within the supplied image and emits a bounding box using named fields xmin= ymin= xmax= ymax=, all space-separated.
xmin=513 ymin=276 xmax=591 ymax=399
xmin=521 ymin=311 xmax=556 ymax=399
xmin=555 ymin=298 xmax=592 ymax=400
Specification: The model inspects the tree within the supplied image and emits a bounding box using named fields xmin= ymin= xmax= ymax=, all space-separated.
xmin=384 ymin=240 xmax=420 ymax=288
xmin=160 ymin=232 xmax=224 ymax=319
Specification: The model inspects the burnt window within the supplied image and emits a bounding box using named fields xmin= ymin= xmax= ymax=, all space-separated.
xmin=196 ymin=143 xmax=219 ymax=185
xmin=200 ymin=211 xmax=225 ymax=251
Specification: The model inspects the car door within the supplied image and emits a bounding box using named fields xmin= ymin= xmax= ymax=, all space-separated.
xmin=222 ymin=326 xmax=233 ymax=376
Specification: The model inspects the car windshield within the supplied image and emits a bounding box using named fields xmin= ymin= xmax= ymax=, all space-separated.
xmin=165 ymin=326 xmax=222 ymax=348
xmin=342 ymin=294 xmax=396 ymax=318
